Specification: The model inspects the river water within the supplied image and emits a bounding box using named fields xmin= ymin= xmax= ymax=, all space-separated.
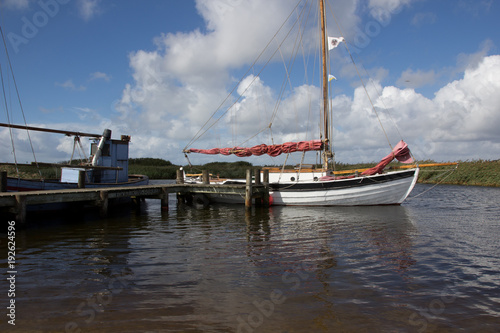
xmin=1 ymin=183 xmax=499 ymax=332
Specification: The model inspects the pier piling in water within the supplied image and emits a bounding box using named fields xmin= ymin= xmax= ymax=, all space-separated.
xmin=245 ymin=169 xmax=252 ymax=209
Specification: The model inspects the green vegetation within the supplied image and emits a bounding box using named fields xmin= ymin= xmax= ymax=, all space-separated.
xmin=128 ymin=158 xmax=178 ymax=179
xmin=184 ymin=161 xmax=253 ymax=179
xmin=3 ymin=164 xmax=58 ymax=179
xmin=418 ymin=160 xmax=500 ymax=187
xmin=129 ymin=158 xmax=172 ymax=166
xmin=3 ymin=159 xmax=499 ymax=187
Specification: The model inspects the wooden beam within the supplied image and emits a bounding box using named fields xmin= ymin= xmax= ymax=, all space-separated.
xmin=0 ymin=122 xmax=102 ymax=138
xmin=34 ymin=162 xmax=123 ymax=170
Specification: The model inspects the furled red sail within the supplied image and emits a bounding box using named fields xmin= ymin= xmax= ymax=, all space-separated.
xmin=186 ymin=140 xmax=323 ymax=157
xmin=361 ymin=140 xmax=414 ymax=175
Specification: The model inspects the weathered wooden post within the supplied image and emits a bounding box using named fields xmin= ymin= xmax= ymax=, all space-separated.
xmin=176 ymin=169 xmax=184 ymax=184
xmin=254 ymin=168 xmax=261 ymax=205
xmin=262 ymin=169 xmax=270 ymax=206
xmin=263 ymin=169 xmax=269 ymax=184
xmin=254 ymin=168 xmax=261 ymax=185
xmin=176 ymin=169 xmax=185 ymax=204
xmin=99 ymin=191 xmax=109 ymax=217
xmin=78 ymin=170 xmax=86 ymax=188
xmin=161 ymin=188 xmax=169 ymax=211
xmin=1 ymin=171 xmax=7 ymax=192
xmin=15 ymin=194 xmax=26 ymax=225
xmin=245 ymin=169 xmax=252 ymax=209
xmin=202 ymin=170 xmax=210 ymax=184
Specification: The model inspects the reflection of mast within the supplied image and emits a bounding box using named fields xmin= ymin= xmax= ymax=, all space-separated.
xmin=319 ymin=0 xmax=331 ymax=170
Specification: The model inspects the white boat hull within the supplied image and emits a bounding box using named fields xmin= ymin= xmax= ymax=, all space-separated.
xmin=205 ymin=168 xmax=419 ymax=206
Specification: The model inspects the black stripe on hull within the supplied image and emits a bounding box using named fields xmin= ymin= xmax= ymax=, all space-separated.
xmin=270 ymin=169 xmax=417 ymax=192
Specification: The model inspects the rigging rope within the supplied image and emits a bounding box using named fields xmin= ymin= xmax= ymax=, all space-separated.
xmin=0 ymin=63 xmax=19 ymax=175
xmin=326 ymin=1 xmax=394 ymax=151
xmin=407 ymin=165 xmax=458 ymax=200
xmin=184 ymin=0 xmax=305 ymax=151
xmin=1 ymin=25 xmax=42 ymax=179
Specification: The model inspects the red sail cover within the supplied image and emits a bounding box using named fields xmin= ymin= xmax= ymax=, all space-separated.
xmin=188 ymin=140 xmax=323 ymax=157
xmin=361 ymin=140 xmax=414 ymax=175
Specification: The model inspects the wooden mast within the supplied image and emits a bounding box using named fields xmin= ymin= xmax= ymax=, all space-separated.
xmin=319 ymin=0 xmax=330 ymax=170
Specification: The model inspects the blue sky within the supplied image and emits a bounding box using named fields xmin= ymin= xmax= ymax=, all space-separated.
xmin=1 ymin=0 xmax=499 ymax=166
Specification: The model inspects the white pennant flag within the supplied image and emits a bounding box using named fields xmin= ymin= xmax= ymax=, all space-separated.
xmin=328 ymin=37 xmax=345 ymax=50
xmin=328 ymin=75 xmax=337 ymax=82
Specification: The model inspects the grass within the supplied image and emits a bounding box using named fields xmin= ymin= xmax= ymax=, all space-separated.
xmin=2 ymin=164 xmax=58 ymax=180
xmin=417 ymin=160 xmax=500 ymax=187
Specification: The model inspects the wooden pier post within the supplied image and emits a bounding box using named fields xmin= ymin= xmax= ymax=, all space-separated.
xmin=176 ymin=169 xmax=185 ymax=204
xmin=254 ymin=168 xmax=262 ymax=205
xmin=254 ymin=168 xmax=261 ymax=185
xmin=263 ymin=169 xmax=269 ymax=184
xmin=78 ymin=170 xmax=86 ymax=188
xmin=99 ymin=191 xmax=109 ymax=217
xmin=161 ymin=188 xmax=169 ymax=211
xmin=15 ymin=194 xmax=26 ymax=225
xmin=245 ymin=169 xmax=252 ymax=209
xmin=262 ymin=169 xmax=270 ymax=206
xmin=202 ymin=170 xmax=210 ymax=184
xmin=176 ymin=169 xmax=184 ymax=184
xmin=1 ymin=171 xmax=7 ymax=192
xmin=176 ymin=169 xmax=184 ymax=204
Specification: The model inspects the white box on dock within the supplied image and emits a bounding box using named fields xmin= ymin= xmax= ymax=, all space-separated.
xmin=61 ymin=167 xmax=85 ymax=183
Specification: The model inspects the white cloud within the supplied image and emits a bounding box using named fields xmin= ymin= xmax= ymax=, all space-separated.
xmin=55 ymin=79 xmax=86 ymax=91
xmin=456 ymin=39 xmax=493 ymax=73
xmin=457 ymin=0 xmax=493 ymax=17
xmin=367 ymin=0 xmax=413 ymax=22
xmin=0 ymin=123 xmax=101 ymax=164
xmin=89 ymin=72 xmax=111 ymax=82
xmin=411 ymin=12 xmax=437 ymax=27
xmin=331 ymin=55 xmax=500 ymax=162
xmin=78 ymin=0 xmax=101 ymax=21
xmin=397 ymin=69 xmax=437 ymax=88
xmin=1 ymin=0 xmax=30 ymax=10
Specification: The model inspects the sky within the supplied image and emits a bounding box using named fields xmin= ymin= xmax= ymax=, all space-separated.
xmin=1 ymin=0 xmax=499 ymax=167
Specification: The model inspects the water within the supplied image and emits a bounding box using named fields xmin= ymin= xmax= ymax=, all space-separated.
xmin=1 ymin=183 xmax=499 ymax=332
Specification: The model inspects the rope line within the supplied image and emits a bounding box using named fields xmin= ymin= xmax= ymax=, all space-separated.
xmin=184 ymin=0 xmax=305 ymax=151
xmin=1 ymin=25 xmax=42 ymax=179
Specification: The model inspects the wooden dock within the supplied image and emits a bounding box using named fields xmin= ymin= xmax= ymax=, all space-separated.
xmin=0 ymin=169 xmax=269 ymax=224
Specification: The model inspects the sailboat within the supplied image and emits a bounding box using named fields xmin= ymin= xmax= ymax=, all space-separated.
xmin=182 ymin=0 xmax=419 ymax=206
